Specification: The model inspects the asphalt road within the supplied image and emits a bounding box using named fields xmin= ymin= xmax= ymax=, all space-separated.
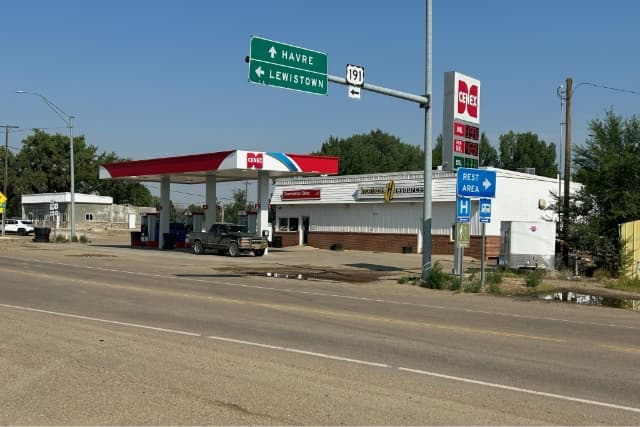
xmin=1 ymin=242 xmax=639 ymax=425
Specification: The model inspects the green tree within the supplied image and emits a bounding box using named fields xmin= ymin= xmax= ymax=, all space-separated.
xmin=479 ymin=132 xmax=498 ymax=167
xmin=93 ymin=152 xmax=153 ymax=206
xmin=3 ymin=130 xmax=153 ymax=215
xmin=223 ymin=189 xmax=248 ymax=224
xmin=498 ymin=131 xmax=558 ymax=177
xmin=432 ymin=134 xmax=443 ymax=167
xmin=314 ymin=129 xmax=424 ymax=175
xmin=566 ymin=111 xmax=640 ymax=274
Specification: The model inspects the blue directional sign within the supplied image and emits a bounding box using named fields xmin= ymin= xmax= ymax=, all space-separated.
xmin=457 ymin=167 xmax=497 ymax=198
xmin=456 ymin=196 xmax=471 ymax=223
xmin=479 ymin=198 xmax=492 ymax=223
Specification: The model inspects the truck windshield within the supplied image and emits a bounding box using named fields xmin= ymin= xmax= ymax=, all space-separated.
xmin=225 ymin=225 xmax=248 ymax=233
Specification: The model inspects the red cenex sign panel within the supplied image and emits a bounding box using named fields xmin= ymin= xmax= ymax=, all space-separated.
xmin=442 ymin=71 xmax=481 ymax=170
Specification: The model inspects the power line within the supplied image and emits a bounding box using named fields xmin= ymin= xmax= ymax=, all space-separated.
xmin=559 ymin=81 xmax=640 ymax=100
xmin=574 ymin=82 xmax=640 ymax=96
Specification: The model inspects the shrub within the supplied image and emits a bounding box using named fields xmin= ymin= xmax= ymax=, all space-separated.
xmin=593 ymin=267 xmax=610 ymax=282
xmin=421 ymin=262 xmax=450 ymax=289
xmin=79 ymin=234 xmax=90 ymax=244
xmin=463 ymin=280 xmax=482 ymax=293
xmin=525 ymin=269 xmax=545 ymax=287
xmin=488 ymin=282 xmax=502 ymax=295
xmin=485 ymin=270 xmax=503 ymax=286
xmin=447 ymin=276 xmax=462 ymax=291
xmin=534 ymin=282 xmax=556 ymax=294
xmin=54 ymin=234 xmax=68 ymax=243
xmin=606 ymin=276 xmax=640 ymax=292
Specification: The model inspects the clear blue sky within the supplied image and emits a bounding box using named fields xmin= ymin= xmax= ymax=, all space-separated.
xmin=1 ymin=1 xmax=639 ymax=206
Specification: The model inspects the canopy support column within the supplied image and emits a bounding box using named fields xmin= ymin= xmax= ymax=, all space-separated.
xmin=159 ymin=175 xmax=171 ymax=249
xmin=205 ymin=175 xmax=217 ymax=231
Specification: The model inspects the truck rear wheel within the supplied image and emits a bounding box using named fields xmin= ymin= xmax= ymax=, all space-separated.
xmin=193 ymin=240 xmax=205 ymax=255
xmin=228 ymin=242 xmax=240 ymax=257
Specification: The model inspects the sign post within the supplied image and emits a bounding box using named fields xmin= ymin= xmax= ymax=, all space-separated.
xmin=248 ymin=36 xmax=328 ymax=95
xmin=479 ymin=198 xmax=492 ymax=285
xmin=0 ymin=191 xmax=7 ymax=237
xmin=455 ymin=168 xmax=497 ymax=284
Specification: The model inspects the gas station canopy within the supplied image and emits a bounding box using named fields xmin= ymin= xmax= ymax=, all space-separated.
xmin=99 ymin=150 xmax=339 ymax=184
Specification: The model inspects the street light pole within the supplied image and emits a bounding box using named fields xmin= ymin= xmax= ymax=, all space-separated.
xmin=1 ymin=125 xmax=19 ymax=236
xmin=16 ymin=91 xmax=76 ymax=239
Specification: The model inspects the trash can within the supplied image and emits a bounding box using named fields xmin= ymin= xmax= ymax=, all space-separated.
xmin=130 ymin=231 xmax=142 ymax=247
xmin=162 ymin=233 xmax=175 ymax=249
xmin=33 ymin=227 xmax=51 ymax=243
xmin=272 ymin=235 xmax=282 ymax=248
xmin=170 ymin=223 xmax=187 ymax=248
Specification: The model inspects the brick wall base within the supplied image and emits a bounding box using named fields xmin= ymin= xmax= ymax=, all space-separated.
xmin=274 ymin=231 xmax=501 ymax=259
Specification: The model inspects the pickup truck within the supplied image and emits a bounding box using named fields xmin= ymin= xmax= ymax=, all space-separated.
xmin=186 ymin=222 xmax=268 ymax=257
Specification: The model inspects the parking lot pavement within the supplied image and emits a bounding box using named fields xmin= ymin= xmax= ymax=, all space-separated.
xmin=0 ymin=229 xmax=484 ymax=284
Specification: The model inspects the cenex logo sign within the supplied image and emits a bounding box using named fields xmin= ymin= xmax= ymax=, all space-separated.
xmin=247 ymin=152 xmax=264 ymax=169
xmin=454 ymin=72 xmax=480 ymax=124
xmin=457 ymin=80 xmax=478 ymax=119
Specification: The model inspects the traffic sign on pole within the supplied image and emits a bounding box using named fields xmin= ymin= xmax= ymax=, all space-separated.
xmin=457 ymin=167 xmax=496 ymax=198
xmin=479 ymin=198 xmax=492 ymax=223
xmin=456 ymin=196 xmax=470 ymax=223
xmin=456 ymin=222 xmax=470 ymax=248
xmin=346 ymin=64 xmax=364 ymax=86
xmin=248 ymin=36 xmax=328 ymax=95
xmin=348 ymin=85 xmax=361 ymax=100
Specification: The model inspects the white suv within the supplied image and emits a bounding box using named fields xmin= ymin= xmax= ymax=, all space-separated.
xmin=1 ymin=218 xmax=35 ymax=235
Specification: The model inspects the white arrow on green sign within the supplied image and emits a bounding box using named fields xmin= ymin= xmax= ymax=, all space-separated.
xmin=248 ymin=36 xmax=328 ymax=95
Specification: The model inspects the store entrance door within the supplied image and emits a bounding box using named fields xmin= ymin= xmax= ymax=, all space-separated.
xmin=302 ymin=216 xmax=310 ymax=245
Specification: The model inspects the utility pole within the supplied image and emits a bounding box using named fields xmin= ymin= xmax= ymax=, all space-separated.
xmin=1 ymin=125 xmax=19 ymax=237
xmin=563 ymin=77 xmax=572 ymax=265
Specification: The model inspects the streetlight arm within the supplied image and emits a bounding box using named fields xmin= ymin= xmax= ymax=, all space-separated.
xmin=16 ymin=91 xmax=74 ymax=126
xmin=16 ymin=90 xmax=76 ymax=239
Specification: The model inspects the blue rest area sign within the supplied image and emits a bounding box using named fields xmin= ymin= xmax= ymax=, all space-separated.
xmin=456 ymin=196 xmax=470 ymax=223
xmin=457 ymin=168 xmax=497 ymax=198
xmin=479 ymin=198 xmax=492 ymax=223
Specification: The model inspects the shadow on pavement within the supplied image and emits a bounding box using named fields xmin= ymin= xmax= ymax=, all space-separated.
xmin=175 ymin=274 xmax=244 ymax=278
xmin=344 ymin=263 xmax=403 ymax=272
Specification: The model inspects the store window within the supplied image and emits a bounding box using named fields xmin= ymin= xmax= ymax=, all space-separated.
xmin=278 ymin=217 xmax=298 ymax=232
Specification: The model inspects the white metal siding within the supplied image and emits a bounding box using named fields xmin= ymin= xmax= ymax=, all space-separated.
xmin=272 ymin=168 xmax=581 ymax=238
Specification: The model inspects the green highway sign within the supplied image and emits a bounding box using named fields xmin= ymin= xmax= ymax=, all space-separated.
xmin=250 ymin=36 xmax=327 ymax=74
xmin=249 ymin=60 xmax=327 ymax=95
xmin=249 ymin=36 xmax=328 ymax=95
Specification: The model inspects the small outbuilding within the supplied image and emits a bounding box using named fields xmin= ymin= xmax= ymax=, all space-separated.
xmin=21 ymin=192 xmax=155 ymax=230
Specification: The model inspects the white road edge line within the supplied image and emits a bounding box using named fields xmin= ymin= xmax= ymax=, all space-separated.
xmin=2 ymin=302 xmax=638 ymax=414
xmin=207 ymin=335 xmax=389 ymax=368
xmin=398 ymin=367 xmax=640 ymax=414
xmin=0 ymin=303 xmax=201 ymax=337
